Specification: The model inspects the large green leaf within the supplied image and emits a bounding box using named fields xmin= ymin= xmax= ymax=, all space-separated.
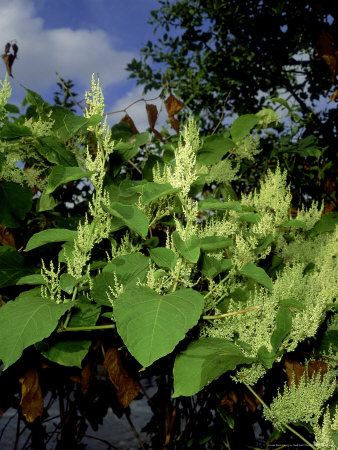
xmin=91 ymin=253 xmax=149 ymax=306
xmin=36 ymin=300 xmax=100 ymax=367
xmin=91 ymin=272 xmax=115 ymax=306
xmin=201 ymin=255 xmax=232 ymax=279
xmin=103 ymin=253 xmax=149 ymax=285
xmin=16 ymin=274 xmax=46 ymax=286
xmin=24 ymin=88 xmax=47 ymax=108
xmin=36 ymin=136 xmax=77 ymax=166
xmin=239 ymin=262 xmax=273 ymax=291
xmin=172 ymin=231 xmax=200 ymax=263
xmin=239 ymin=213 xmax=261 ymax=223
xmin=114 ymin=286 xmax=204 ymax=367
xmin=60 ymin=273 xmax=78 ymax=294
xmin=0 ymin=123 xmax=32 ymax=139
xmin=63 ymin=113 xmax=102 ymax=134
xmin=230 ymin=114 xmax=260 ymax=142
xmin=4 ymin=103 xmax=20 ymax=114
xmin=103 ymin=202 xmax=149 ymax=239
xmin=36 ymin=192 xmax=58 ymax=212
xmin=25 ymin=228 xmax=77 ymax=252
xmin=149 ymin=247 xmax=177 ymax=270
xmin=132 ymin=182 xmax=179 ymax=205
xmin=0 ymin=246 xmax=32 ymax=288
xmin=199 ymin=236 xmax=233 ymax=251
xmin=197 ymin=135 xmax=235 ymax=165
xmin=0 ymin=181 xmax=33 ymax=227
xmin=198 ymin=199 xmax=242 ymax=211
xmin=309 ymin=212 xmax=337 ymax=236
xmin=173 ymin=338 xmax=254 ymax=397
xmin=36 ymin=339 xmax=91 ymax=368
xmin=46 ymin=166 xmax=94 ymax=194
xmin=0 ymin=295 xmax=72 ymax=369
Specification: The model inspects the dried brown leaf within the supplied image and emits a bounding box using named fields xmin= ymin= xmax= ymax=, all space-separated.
xmin=69 ymin=362 xmax=92 ymax=395
xmin=4 ymin=42 xmax=10 ymax=54
xmin=170 ymin=116 xmax=181 ymax=134
xmin=0 ymin=225 xmax=15 ymax=247
xmin=242 ymin=391 xmax=259 ymax=412
xmin=164 ymin=94 xmax=185 ymax=133
xmin=164 ymin=93 xmax=185 ymax=117
xmin=12 ymin=43 xmax=18 ymax=57
xmin=314 ymin=32 xmax=338 ymax=82
xmin=220 ymin=390 xmax=238 ymax=412
xmin=284 ymin=359 xmax=329 ymax=388
xmin=1 ymin=53 xmax=15 ymax=77
xmin=146 ymin=103 xmax=158 ymax=130
xmin=104 ymin=347 xmax=140 ymax=408
xmin=329 ymin=89 xmax=338 ymax=102
xmin=153 ymin=128 xmax=165 ymax=143
xmin=120 ymin=114 xmax=139 ymax=135
xmin=19 ymin=369 xmax=44 ymax=423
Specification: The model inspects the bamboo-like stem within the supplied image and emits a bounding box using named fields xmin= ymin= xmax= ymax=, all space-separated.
xmin=203 ymin=305 xmax=261 ymax=320
xmin=58 ymin=324 xmax=115 ymax=333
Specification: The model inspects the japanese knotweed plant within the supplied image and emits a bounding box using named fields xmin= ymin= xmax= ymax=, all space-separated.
xmin=0 ymin=75 xmax=337 ymax=448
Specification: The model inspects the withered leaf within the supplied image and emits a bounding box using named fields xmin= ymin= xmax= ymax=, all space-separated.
xmin=0 ymin=225 xmax=16 ymax=247
xmin=4 ymin=42 xmax=10 ymax=54
xmin=1 ymin=53 xmax=15 ymax=78
xmin=242 ymin=390 xmax=260 ymax=412
xmin=164 ymin=94 xmax=185 ymax=133
xmin=153 ymin=128 xmax=166 ymax=143
xmin=314 ymin=32 xmax=338 ymax=82
xmin=169 ymin=116 xmax=181 ymax=134
xmin=220 ymin=387 xmax=260 ymax=413
xmin=220 ymin=390 xmax=238 ymax=413
xmin=329 ymin=89 xmax=338 ymax=102
xmin=12 ymin=43 xmax=18 ymax=57
xmin=120 ymin=114 xmax=139 ymax=135
xmin=19 ymin=369 xmax=44 ymax=423
xmin=70 ymin=362 xmax=92 ymax=395
xmin=104 ymin=347 xmax=140 ymax=408
xmin=146 ymin=103 xmax=158 ymax=130
xmin=164 ymin=93 xmax=185 ymax=117
xmin=284 ymin=359 xmax=329 ymax=388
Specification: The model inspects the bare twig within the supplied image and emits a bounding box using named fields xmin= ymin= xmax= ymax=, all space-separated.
xmin=104 ymin=92 xmax=163 ymax=116
xmin=127 ymin=158 xmax=142 ymax=174
xmin=80 ymin=433 xmax=119 ymax=449
xmin=211 ymin=91 xmax=231 ymax=135
xmin=125 ymin=412 xmax=146 ymax=450
xmin=56 ymin=72 xmax=86 ymax=113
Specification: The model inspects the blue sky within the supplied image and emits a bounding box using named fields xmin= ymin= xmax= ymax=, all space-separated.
xmin=1 ymin=0 xmax=334 ymax=131
xmin=0 ymin=0 xmax=167 ymax=130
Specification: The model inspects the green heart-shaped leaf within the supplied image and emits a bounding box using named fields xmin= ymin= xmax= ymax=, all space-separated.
xmin=114 ymin=286 xmax=204 ymax=367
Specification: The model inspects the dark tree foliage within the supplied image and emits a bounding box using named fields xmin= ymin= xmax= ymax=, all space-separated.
xmin=127 ymin=1 xmax=337 ymax=208
xmin=54 ymin=78 xmax=78 ymax=112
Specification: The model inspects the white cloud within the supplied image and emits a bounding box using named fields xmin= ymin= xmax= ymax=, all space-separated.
xmin=0 ymin=0 xmax=135 ymax=101
xmin=106 ymin=85 xmax=171 ymax=133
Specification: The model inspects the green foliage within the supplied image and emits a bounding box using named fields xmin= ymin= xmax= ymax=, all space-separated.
xmin=0 ymin=181 xmax=32 ymax=227
xmin=115 ymin=286 xmax=204 ymax=367
xmin=0 ymin=294 xmax=72 ymax=369
xmin=0 ymin=76 xmax=337 ymax=448
xmin=173 ymin=338 xmax=255 ymax=397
